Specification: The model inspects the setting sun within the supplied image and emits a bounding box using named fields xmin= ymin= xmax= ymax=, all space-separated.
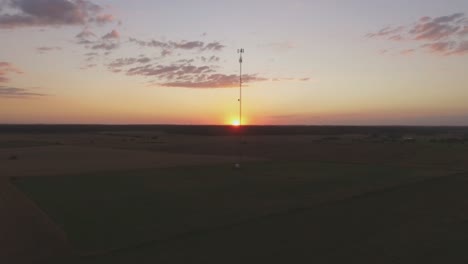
xmin=231 ymin=119 xmax=240 ymax=126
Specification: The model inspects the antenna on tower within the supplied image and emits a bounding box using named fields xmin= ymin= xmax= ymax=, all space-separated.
xmin=237 ymin=48 xmax=244 ymax=126
xmin=235 ymin=48 xmax=244 ymax=169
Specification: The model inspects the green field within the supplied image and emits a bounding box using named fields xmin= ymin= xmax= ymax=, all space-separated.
xmin=14 ymin=161 xmax=452 ymax=263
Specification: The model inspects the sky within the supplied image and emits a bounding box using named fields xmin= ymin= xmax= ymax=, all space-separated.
xmin=0 ymin=0 xmax=467 ymax=125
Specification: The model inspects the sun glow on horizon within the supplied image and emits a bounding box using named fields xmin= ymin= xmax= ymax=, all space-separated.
xmin=231 ymin=119 xmax=240 ymax=126
xmin=227 ymin=115 xmax=251 ymax=126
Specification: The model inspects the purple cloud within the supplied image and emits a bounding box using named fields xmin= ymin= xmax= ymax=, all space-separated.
xmin=0 ymin=86 xmax=47 ymax=98
xmin=173 ymin=41 xmax=204 ymax=50
xmin=108 ymin=59 xmax=266 ymax=88
xmin=203 ymin=42 xmax=224 ymax=51
xmin=410 ymin=21 xmax=460 ymax=41
xmin=449 ymin=40 xmax=468 ymax=55
xmin=129 ymin=38 xmax=225 ymax=52
xmin=76 ymin=28 xmax=96 ymax=39
xmin=200 ymin=55 xmax=220 ymax=63
xmin=107 ymin=56 xmax=152 ymax=69
xmin=126 ymin=64 xmax=213 ymax=78
xmin=0 ymin=0 xmax=114 ymax=29
xmin=367 ymin=13 xmax=468 ymax=56
xmin=76 ymin=29 xmax=120 ymax=52
xmin=91 ymin=42 xmax=118 ymax=51
xmin=160 ymin=74 xmax=267 ymax=88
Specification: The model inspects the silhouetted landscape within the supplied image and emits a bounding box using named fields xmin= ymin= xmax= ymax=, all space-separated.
xmin=2 ymin=125 xmax=468 ymax=263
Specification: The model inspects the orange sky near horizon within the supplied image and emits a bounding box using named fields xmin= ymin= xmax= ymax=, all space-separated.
xmin=1 ymin=1 xmax=467 ymax=125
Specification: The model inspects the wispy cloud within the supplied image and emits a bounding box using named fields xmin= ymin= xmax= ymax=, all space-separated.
xmin=108 ymin=57 xmax=267 ymax=88
xmin=0 ymin=0 xmax=115 ymax=29
xmin=366 ymin=26 xmax=406 ymax=39
xmin=0 ymin=86 xmax=47 ymax=98
xmin=94 ymin=13 xmax=115 ymax=25
xmin=76 ymin=28 xmax=96 ymax=40
xmin=80 ymin=63 xmax=97 ymax=70
xmin=260 ymin=42 xmax=296 ymax=51
xmin=400 ymin=48 xmax=415 ymax=56
xmin=271 ymin=77 xmax=312 ymax=82
xmin=76 ymin=28 xmax=120 ymax=52
xmin=100 ymin=36 xmax=268 ymax=88
xmin=107 ymin=56 xmax=152 ymax=69
xmin=36 ymin=46 xmax=62 ymax=54
xmin=449 ymin=40 xmax=468 ymax=55
xmin=129 ymin=38 xmax=225 ymax=52
xmin=102 ymin=29 xmax=119 ymax=40
xmin=200 ymin=55 xmax=220 ymax=63
xmin=0 ymin=61 xmax=23 ymax=83
xmin=160 ymin=74 xmax=267 ymax=89
xmin=91 ymin=42 xmax=118 ymax=51
xmin=75 ymin=32 xmax=267 ymax=88
xmin=421 ymin=41 xmax=455 ymax=54
xmin=367 ymin=13 xmax=468 ymax=56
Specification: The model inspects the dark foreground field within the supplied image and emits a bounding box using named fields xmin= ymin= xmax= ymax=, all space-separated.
xmin=1 ymin=125 xmax=468 ymax=263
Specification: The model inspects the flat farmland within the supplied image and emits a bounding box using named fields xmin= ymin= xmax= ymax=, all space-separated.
xmin=1 ymin=125 xmax=468 ymax=264
xmin=14 ymin=162 xmax=448 ymax=254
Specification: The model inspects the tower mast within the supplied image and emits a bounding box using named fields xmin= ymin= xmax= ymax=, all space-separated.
xmin=238 ymin=48 xmax=244 ymax=126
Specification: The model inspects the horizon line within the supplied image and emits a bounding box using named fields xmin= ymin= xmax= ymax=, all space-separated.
xmin=1 ymin=123 xmax=468 ymax=128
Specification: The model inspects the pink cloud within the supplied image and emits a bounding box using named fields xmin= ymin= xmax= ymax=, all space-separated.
xmin=459 ymin=26 xmax=468 ymax=37
xmin=95 ymin=14 xmax=115 ymax=25
xmin=422 ymin=41 xmax=456 ymax=55
xmin=388 ymin=34 xmax=404 ymax=41
xmin=0 ymin=62 xmax=23 ymax=83
xmin=102 ymin=29 xmax=120 ymax=40
xmin=410 ymin=22 xmax=460 ymax=41
xmin=368 ymin=13 xmax=468 ymax=56
xmin=400 ymin=49 xmax=415 ymax=55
